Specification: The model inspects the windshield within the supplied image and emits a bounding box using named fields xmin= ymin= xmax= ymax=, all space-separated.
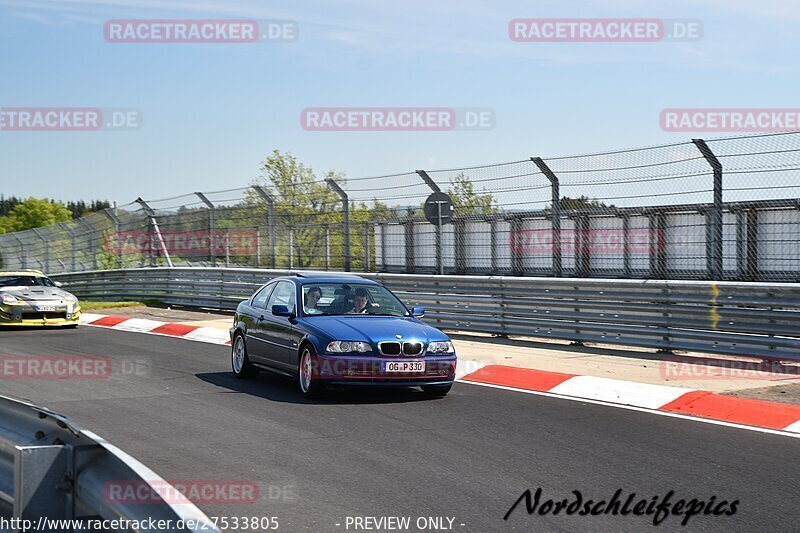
xmin=0 ymin=275 xmax=55 ymax=288
xmin=301 ymin=283 xmax=409 ymax=317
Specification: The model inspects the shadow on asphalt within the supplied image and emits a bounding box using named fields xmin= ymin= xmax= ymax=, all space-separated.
xmin=195 ymin=371 xmax=446 ymax=406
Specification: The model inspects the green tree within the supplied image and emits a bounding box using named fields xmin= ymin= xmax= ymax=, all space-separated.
xmin=0 ymin=197 xmax=72 ymax=232
xmin=447 ymin=173 xmax=496 ymax=215
xmin=248 ymin=150 xmax=345 ymax=269
xmin=557 ymin=196 xmax=612 ymax=211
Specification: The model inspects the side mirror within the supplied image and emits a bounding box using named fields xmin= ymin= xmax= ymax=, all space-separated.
xmin=272 ymin=304 xmax=293 ymax=317
xmin=411 ymin=306 xmax=425 ymax=318
xmin=53 ymin=281 xmax=63 ymax=288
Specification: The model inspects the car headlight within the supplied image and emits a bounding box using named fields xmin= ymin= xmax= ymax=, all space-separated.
xmin=1 ymin=294 xmax=19 ymax=305
xmin=64 ymin=294 xmax=78 ymax=303
xmin=326 ymin=341 xmax=370 ymax=353
xmin=428 ymin=341 xmax=454 ymax=353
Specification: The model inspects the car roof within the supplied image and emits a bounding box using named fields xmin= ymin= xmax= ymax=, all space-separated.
xmin=0 ymin=271 xmax=45 ymax=277
xmin=270 ymin=275 xmax=380 ymax=286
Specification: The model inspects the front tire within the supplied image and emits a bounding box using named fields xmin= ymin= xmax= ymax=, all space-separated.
xmin=421 ymin=383 xmax=452 ymax=397
xmin=232 ymin=333 xmax=258 ymax=379
xmin=298 ymin=345 xmax=325 ymax=398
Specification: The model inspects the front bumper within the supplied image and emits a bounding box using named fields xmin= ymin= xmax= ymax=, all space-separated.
xmin=0 ymin=305 xmax=81 ymax=327
xmin=313 ymin=353 xmax=456 ymax=386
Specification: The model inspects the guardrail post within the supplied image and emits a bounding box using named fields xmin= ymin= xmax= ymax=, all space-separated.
xmin=532 ymin=157 xmax=562 ymax=277
xmin=195 ymin=192 xmax=217 ymax=267
xmin=326 ymin=178 xmax=350 ymax=271
xmin=692 ymin=138 xmax=723 ymax=280
xmin=135 ymin=198 xmax=173 ymax=267
xmin=101 ymin=207 xmax=123 ymax=269
xmin=57 ymin=222 xmax=77 ymax=272
xmin=416 ymin=169 xmax=445 ymax=275
xmin=252 ymin=186 xmax=276 ymax=268
xmin=14 ymin=445 xmax=69 ymax=521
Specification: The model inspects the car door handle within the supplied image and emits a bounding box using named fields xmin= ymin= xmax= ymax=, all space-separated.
xmin=258 ymin=315 xmax=265 ymax=321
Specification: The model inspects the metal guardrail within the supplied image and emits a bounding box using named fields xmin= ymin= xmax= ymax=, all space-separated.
xmin=0 ymin=394 xmax=219 ymax=532
xmin=52 ymin=267 xmax=800 ymax=362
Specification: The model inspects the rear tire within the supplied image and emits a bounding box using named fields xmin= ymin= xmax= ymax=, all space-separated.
xmin=421 ymin=384 xmax=452 ymax=397
xmin=298 ymin=345 xmax=325 ymax=398
xmin=232 ymin=333 xmax=258 ymax=379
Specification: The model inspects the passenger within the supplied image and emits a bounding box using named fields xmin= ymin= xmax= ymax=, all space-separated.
xmin=349 ymin=287 xmax=370 ymax=314
xmin=304 ymin=286 xmax=322 ymax=313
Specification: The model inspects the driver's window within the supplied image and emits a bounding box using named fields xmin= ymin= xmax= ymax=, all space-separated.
xmin=266 ymin=282 xmax=296 ymax=314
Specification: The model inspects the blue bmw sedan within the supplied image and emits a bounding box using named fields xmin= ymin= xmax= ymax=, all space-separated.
xmin=229 ymin=274 xmax=457 ymax=398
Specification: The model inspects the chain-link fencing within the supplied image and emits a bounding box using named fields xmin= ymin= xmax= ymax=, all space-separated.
xmin=1 ymin=131 xmax=799 ymax=281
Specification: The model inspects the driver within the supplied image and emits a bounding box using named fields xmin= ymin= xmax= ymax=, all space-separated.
xmin=349 ymin=288 xmax=370 ymax=314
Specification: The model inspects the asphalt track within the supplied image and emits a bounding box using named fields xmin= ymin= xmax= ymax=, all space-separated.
xmin=0 ymin=327 xmax=798 ymax=532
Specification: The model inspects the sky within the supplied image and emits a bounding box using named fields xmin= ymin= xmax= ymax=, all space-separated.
xmin=0 ymin=0 xmax=799 ymax=206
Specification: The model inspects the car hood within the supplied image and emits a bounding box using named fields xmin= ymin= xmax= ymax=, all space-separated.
xmin=304 ymin=315 xmax=448 ymax=344
xmin=0 ymin=286 xmax=74 ymax=303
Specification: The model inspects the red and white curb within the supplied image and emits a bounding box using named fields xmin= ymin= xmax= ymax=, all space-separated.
xmin=79 ymin=313 xmax=800 ymax=436
xmin=461 ymin=365 xmax=800 ymax=435
xmin=79 ymin=313 xmax=230 ymax=345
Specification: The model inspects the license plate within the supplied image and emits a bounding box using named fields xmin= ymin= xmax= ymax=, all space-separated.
xmin=384 ymin=361 xmax=426 ymax=373
xmin=35 ymin=306 xmax=58 ymax=312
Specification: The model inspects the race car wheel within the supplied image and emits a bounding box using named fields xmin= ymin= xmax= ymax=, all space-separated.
xmin=232 ymin=333 xmax=258 ymax=379
xmin=298 ymin=345 xmax=325 ymax=398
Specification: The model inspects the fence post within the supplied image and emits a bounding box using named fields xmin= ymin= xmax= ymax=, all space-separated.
xmin=57 ymin=222 xmax=77 ymax=272
xmin=135 ymin=198 xmax=173 ymax=267
xmin=405 ymin=215 xmax=415 ymax=273
xmin=510 ymin=215 xmax=523 ymax=276
xmin=10 ymin=233 xmax=26 ymax=270
xmin=380 ymin=222 xmax=387 ymax=272
xmin=325 ymin=225 xmax=330 ymax=270
xmin=621 ymin=214 xmax=631 ymax=277
xmin=363 ymin=223 xmax=370 ymax=272
xmin=31 ymin=228 xmax=49 ymax=273
xmin=531 ymin=157 xmax=562 ymax=277
xmin=195 ymin=192 xmax=217 ymax=267
xmin=101 ymin=208 xmax=123 ymax=269
xmin=746 ymin=208 xmax=759 ymax=280
xmin=78 ymin=218 xmax=99 ymax=271
xmin=692 ymin=138 xmax=723 ymax=280
xmin=490 ymin=218 xmax=498 ymax=273
xmin=416 ymin=169 xmax=445 ymax=275
xmin=326 ymin=178 xmax=350 ymax=271
xmin=251 ymin=186 xmax=276 ymax=268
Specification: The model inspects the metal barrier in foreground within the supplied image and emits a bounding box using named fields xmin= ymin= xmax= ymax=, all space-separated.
xmin=52 ymin=267 xmax=800 ymax=362
xmin=0 ymin=394 xmax=219 ymax=532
